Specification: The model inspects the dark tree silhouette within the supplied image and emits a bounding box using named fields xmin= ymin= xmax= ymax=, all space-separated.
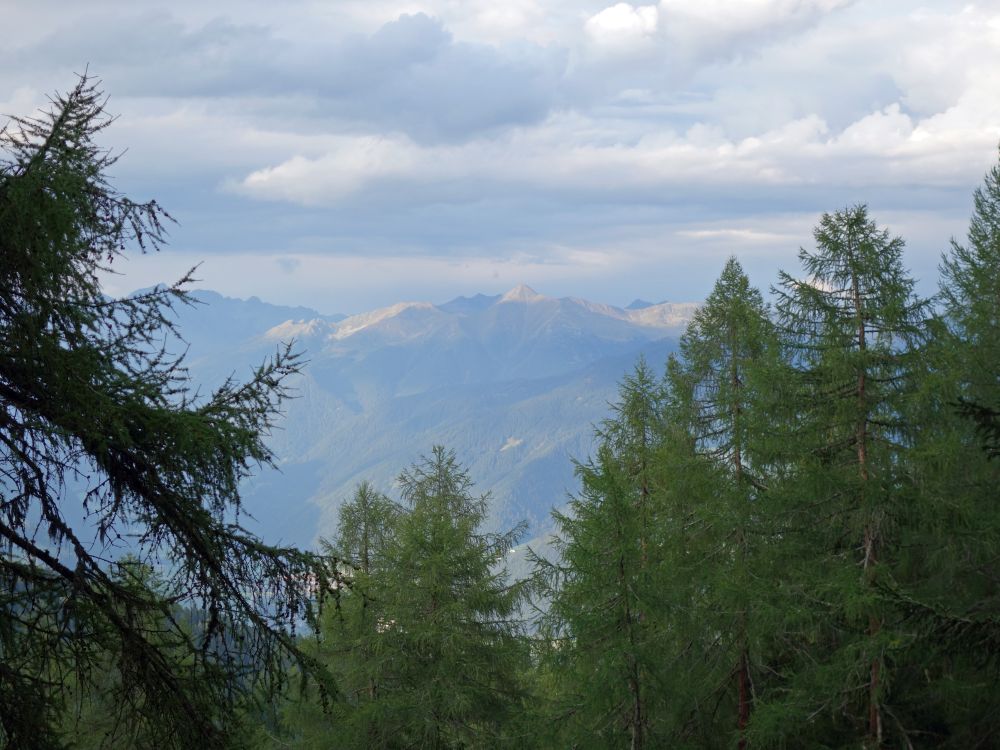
xmin=0 ymin=76 xmax=335 ymax=748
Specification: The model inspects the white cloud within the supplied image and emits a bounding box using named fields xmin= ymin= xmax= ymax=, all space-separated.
xmin=234 ymin=136 xmax=422 ymax=204
xmin=892 ymin=5 xmax=1000 ymax=116
xmin=585 ymin=3 xmax=659 ymax=49
xmin=7 ymin=0 xmax=998 ymax=311
xmin=834 ymin=104 xmax=914 ymax=152
xmin=658 ymin=0 xmax=848 ymax=30
xmin=656 ymin=0 xmax=852 ymax=63
xmin=676 ymin=228 xmax=795 ymax=244
xmin=231 ymin=94 xmax=999 ymax=209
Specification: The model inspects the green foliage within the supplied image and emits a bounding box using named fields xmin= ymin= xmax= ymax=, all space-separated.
xmin=670 ymin=256 xmax=780 ymax=483
xmin=533 ymin=361 xmax=677 ymax=749
xmin=279 ymin=482 xmax=400 ymax=748
xmin=756 ymin=205 xmax=929 ymax=746
xmin=333 ymin=480 xmax=401 ymax=575
xmin=0 ymin=76 xmax=334 ymax=748
xmin=941 ymin=148 xmax=1000 ymax=409
xmin=885 ymin=149 xmax=1000 ymax=746
xmin=284 ymin=450 xmax=530 ymax=750
xmin=663 ymin=258 xmax=780 ymax=747
xmin=379 ymin=447 xmax=528 ymax=748
xmin=531 ymin=191 xmax=1000 ymax=748
xmin=8 ymin=75 xmax=1000 ymax=750
xmin=58 ymin=558 xmax=257 ymax=750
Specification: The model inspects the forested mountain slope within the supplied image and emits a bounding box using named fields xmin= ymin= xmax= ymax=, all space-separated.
xmin=168 ymin=286 xmax=695 ymax=547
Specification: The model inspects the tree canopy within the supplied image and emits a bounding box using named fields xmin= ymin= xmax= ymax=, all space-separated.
xmin=0 ymin=75 xmax=334 ymax=748
xmin=5 ymin=75 xmax=1000 ymax=750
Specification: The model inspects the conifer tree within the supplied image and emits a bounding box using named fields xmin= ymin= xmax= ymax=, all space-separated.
xmin=535 ymin=362 xmax=672 ymax=749
xmin=889 ymin=149 xmax=1000 ymax=745
xmin=933 ymin=146 xmax=1000 ymax=483
xmin=665 ymin=258 xmax=779 ymax=747
xmin=59 ymin=558 xmax=265 ymax=749
xmin=0 ymin=76 xmax=333 ymax=748
xmin=283 ymin=482 xmax=401 ymax=749
xmin=379 ymin=447 xmax=528 ymax=748
xmin=296 ymin=449 xmax=527 ymax=749
xmin=335 ymin=481 xmax=400 ymax=576
xmin=941 ymin=148 xmax=1000 ymax=417
xmin=756 ymin=206 xmax=928 ymax=747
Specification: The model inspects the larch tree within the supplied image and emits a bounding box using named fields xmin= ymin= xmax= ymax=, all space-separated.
xmin=0 ymin=76 xmax=334 ymax=748
xmin=755 ymin=206 xmax=928 ymax=747
xmin=535 ymin=361 xmax=673 ymax=749
xmin=334 ymin=481 xmax=400 ymax=577
xmin=940 ymin=147 xmax=1000 ymax=418
xmin=891 ymin=148 xmax=1000 ymax=745
xmin=283 ymin=481 xmax=401 ymax=749
xmin=665 ymin=257 xmax=779 ymax=748
xmin=373 ymin=447 xmax=528 ymax=749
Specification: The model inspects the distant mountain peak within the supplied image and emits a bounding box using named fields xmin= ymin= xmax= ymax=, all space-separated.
xmin=331 ymin=301 xmax=435 ymax=339
xmin=625 ymin=301 xmax=700 ymax=328
xmin=625 ymin=298 xmax=655 ymax=310
xmin=438 ymin=293 xmax=501 ymax=314
xmin=500 ymin=284 xmax=544 ymax=303
xmin=262 ymin=318 xmax=334 ymax=341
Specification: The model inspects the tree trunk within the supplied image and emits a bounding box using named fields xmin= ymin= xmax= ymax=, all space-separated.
xmin=731 ymin=327 xmax=751 ymax=749
xmin=737 ymin=647 xmax=750 ymax=750
xmin=620 ymin=547 xmax=645 ymax=750
xmin=852 ymin=266 xmax=882 ymax=747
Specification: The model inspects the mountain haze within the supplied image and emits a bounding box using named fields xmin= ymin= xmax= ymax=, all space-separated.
xmin=170 ymin=285 xmax=698 ymax=552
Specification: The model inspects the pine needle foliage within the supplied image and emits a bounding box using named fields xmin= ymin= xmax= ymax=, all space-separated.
xmin=883 ymin=148 xmax=1000 ymax=747
xmin=375 ymin=446 xmax=529 ymax=749
xmin=283 ymin=482 xmax=401 ymax=749
xmin=665 ymin=258 xmax=780 ymax=748
xmin=288 ymin=450 xmax=529 ymax=750
xmin=534 ymin=361 xmax=674 ymax=749
xmin=755 ymin=205 xmax=929 ymax=748
xmin=0 ymin=76 xmax=335 ymax=748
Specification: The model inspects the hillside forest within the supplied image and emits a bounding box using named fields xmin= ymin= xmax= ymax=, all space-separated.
xmin=3 ymin=78 xmax=1000 ymax=749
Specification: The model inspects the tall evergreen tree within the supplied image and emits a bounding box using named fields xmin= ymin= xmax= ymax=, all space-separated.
xmin=59 ymin=558 xmax=266 ymax=749
xmin=335 ymin=481 xmax=400 ymax=576
xmin=888 ymin=148 xmax=1000 ymax=745
xmin=290 ymin=449 xmax=528 ymax=750
xmin=535 ymin=361 xmax=673 ymax=749
xmin=670 ymin=257 xmax=776 ymax=488
xmin=377 ymin=447 xmax=528 ymax=749
xmin=666 ymin=258 xmax=779 ymax=747
xmin=0 ymin=76 xmax=333 ymax=748
xmin=941 ymin=147 xmax=1000 ymax=417
xmin=283 ymin=482 xmax=401 ymax=749
xmin=756 ymin=206 xmax=928 ymax=747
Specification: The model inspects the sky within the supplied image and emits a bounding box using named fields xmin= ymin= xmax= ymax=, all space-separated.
xmin=3 ymin=0 xmax=999 ymax=314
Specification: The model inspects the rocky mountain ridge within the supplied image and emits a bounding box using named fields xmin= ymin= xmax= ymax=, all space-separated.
xmin=168 ymin=285 xmax=699 ymax=554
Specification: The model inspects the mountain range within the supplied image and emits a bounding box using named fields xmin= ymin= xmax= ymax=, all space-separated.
xmin=168 ymin=285 xmax=699 ymax=562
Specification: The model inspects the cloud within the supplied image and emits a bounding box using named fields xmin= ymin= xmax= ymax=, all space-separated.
xmin=585 ymin=4 xmax=659 ymax=50
xmin=4 ymin=10 xmax=567 ymax=145
xmin=891 ymin=5 xmax=1000 ymax=116
xmin=676 ymin=228 xmax=795 ymax=243
xmin=328 ymin=14 xmax=568 ymax=142
xmin=5 ymin=0 xmax=996 ymax=313
xmin=234 ymin=137 xmax=422 ymax=204
xmin=575 ymin=0 xmax=850 ymax=75
xmin=656 ymin=0 xmax=853 ymax=64
xmin=232 ymin=96 xmax=999 ymax=210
